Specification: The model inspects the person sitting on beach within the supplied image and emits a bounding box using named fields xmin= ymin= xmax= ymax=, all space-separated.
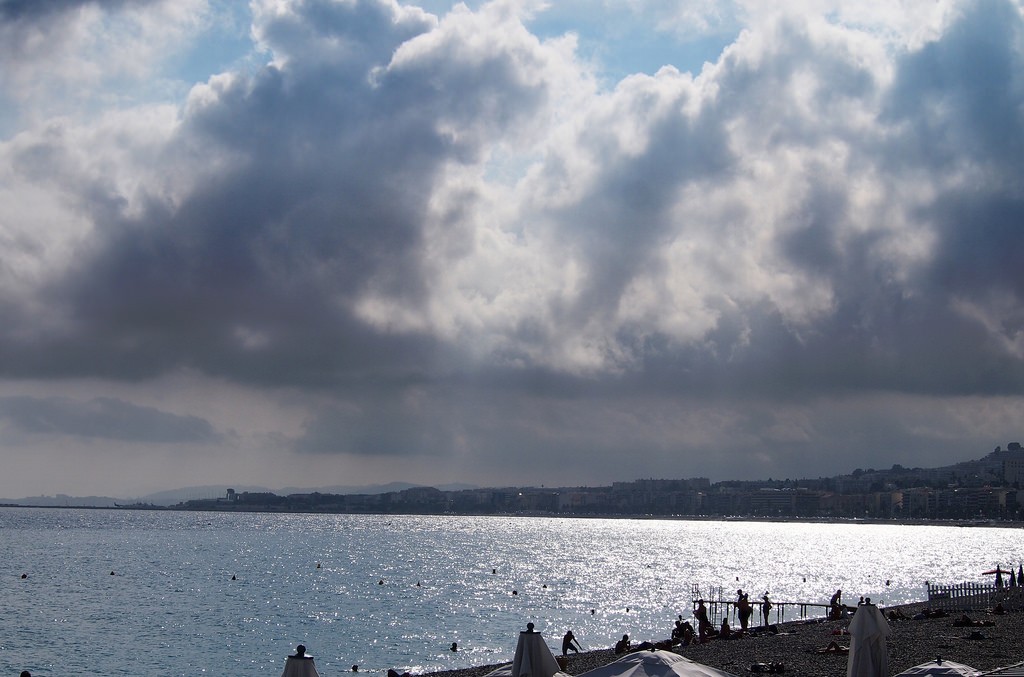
xmin=720 ymin=618 xmax=731 ymax=639
xmin=562 ymin=630 xmax=581 ymax=656
xmin=680 ymin=621 xmax=695 ymax=646
xmin=993 ymin=603 xmax=1006 ymax=615
xmin=614 ymin=634 xmax=631 ymax=654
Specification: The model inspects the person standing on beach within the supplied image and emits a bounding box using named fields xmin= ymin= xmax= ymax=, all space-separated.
xmin=737 ymin=590 xmax=752 ymax=631
xmin=562 ymin=630 xmax=581 ymax=655
xmin=695 ymin=600 xmax=711 ymax=642
xmin=761 ymin=593 xmax=772 ymax=626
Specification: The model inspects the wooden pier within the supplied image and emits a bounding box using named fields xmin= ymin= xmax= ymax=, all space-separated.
xmin=690 ymin=584 xmax=837 ymax=626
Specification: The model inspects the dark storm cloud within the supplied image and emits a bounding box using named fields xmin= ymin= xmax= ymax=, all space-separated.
xmin=8 ymin=0 xmax=1023 ymax=401
xmin=3 ymin=0 xmax=1024 ymax=482
xmin=883 ymin=1 xmax=1024 ymax=173
xmin=0 ymin=0 xmax=551 ymax=386
xmin=0 ymin=395 xmax=218 ymax=442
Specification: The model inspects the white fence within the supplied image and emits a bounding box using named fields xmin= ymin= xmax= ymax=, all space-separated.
xmin=927 ymin=582 xmax=1024 ymax=611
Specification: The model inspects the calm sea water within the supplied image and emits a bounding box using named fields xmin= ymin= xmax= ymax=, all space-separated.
xmin=1 ymin=508 xmax=1021 ymax=676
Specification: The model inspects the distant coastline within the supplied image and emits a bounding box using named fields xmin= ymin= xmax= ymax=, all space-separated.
xmin=8 ymin=443 xmax=1024 ymax=521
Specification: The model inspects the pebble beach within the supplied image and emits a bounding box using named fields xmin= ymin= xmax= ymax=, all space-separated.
xmin=424 ymin=605 xmax=1024 ymax=677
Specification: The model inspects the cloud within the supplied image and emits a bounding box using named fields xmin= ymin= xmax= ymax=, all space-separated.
xmin=0 ymin=395 xmax=218 ymax=443
xmin=2 ymin=0 xmax=1024 ymax=492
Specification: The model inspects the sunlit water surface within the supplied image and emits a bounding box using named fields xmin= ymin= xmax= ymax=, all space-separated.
xmin=1 ymin=508 xmax=1021 ymax=675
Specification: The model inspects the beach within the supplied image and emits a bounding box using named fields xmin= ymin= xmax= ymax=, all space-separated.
xmin=425 ymin=606 xmax=1024 ymax=677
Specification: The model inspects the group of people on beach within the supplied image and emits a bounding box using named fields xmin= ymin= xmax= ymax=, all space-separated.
xmin=607 ymin=590 xmax=780 ymax=658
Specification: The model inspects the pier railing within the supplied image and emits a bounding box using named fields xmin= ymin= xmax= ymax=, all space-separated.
xmin=690 ymin=584 xmax=835 ymax=626
xmin=927 ymin=583 xmax=1024 ymax=612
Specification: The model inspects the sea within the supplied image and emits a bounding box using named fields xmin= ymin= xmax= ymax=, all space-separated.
xmin=1 ymin=507 xmax=1021 ymax=676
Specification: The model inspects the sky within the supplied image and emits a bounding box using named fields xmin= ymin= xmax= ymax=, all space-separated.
xmin=1 ymin=0 xmax=1024 ymax=499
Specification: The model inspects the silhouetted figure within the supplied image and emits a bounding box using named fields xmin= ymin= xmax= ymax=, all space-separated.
xmin=720 ymin=618 xmax=731 ymax=639
xmin=829 ymin=589 xmax=843 ymax=619
xmin=679 ymin=621 xmax=695 ymax=646
xmin=696 ymin=600 xmax=711 ymax=642
xmin=562 ymin=630 xmax=581 ymax=655
xmin=737 ymin=590 xmax=752 ymax=631
xmin=614 ymin=634 xmax=631 ymax=654
xmin=761 ymin=593 xmax=772 ymax=626
xmin=450 ymin=642 xmax=458 ymax=652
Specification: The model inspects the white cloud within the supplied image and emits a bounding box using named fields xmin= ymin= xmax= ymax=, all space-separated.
xmin=1 ymin=0 xmax=1024 ymax=495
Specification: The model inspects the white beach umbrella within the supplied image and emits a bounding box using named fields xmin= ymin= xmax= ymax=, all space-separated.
xmin=846 ymin=604 xmax=892 ymax=677
xmin=576 ymin=649 xmax=738 ymax=677
xmin=894 ymin=659 xmax=981 ymax=676
xmin=510 ymin=629 xmax=564 ymax=677
xmin=483 ymin=628 xmax=569 ymax=677
xmin=282 ymin=655 xmax=321 ymax=677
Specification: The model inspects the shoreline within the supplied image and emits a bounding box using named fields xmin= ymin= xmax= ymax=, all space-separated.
xmin=419 ymin=603 xmax=1024 ymax=677
xmin=8 ymin=504 xmax=1023 ymax=529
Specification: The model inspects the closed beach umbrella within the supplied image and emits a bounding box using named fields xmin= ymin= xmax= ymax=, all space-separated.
xmin=576 ymin=649 xmax=738 ymax=677
xmin=894 ymin=659 xmax=981 ymax=676
xmin=511 ymin=628 xmax=563 ymax=677
xmin=282 ymin=652 xmax=320 ymax=677
xmin=846 ymin=604 xmax=891 ymax=677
